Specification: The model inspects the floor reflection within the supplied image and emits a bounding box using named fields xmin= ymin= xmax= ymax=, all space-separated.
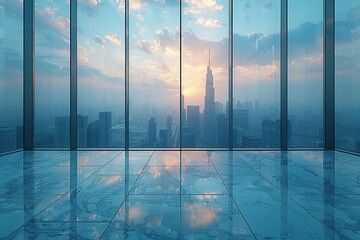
xmin=0 ymin=150 xmax=359 ymax=239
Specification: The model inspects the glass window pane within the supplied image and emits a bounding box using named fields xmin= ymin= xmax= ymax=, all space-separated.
xmin=233 ymin=0 xmax=280 ymax=148
xmin=0 ymin=1 xmax=23 ymax=153
xmin=182 ymin=0 xmax=229 ymax=148
xmin=129 ymin=0 xmax=180 ymax=148
xmin=78 ymin=0 xmax=125 ymax=148
xmin=288 ymin=0 xmax=324 ymax=148
xmin=35 ymin=1 xmax=70 ymax=148
xmin=335 ymin=0 xmax=360 ymax=153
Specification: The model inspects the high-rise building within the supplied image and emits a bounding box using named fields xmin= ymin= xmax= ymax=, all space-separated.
xmin=242 ymin=135 xmax=261 ymax=148
xmin=204 ymin=49 xmax=216 ymax=146
xmin=261 ymin=119 xmax=276 ymax=148
xmin=215 ymin=101 xmax=224 ymax=115
xmin=99 ymin=112 xmax=112 ymax=147
xmin=182 ymin=126 xmax=195 ymax=147
xmin=187 ymin=105 xmax=200 ymax=140
xmin=55 ymin=116 xmax=69 ymax=147
xmin=78 ymin=115 xmax=88 ymax=148
xmin=159 ymin=129 xmax=168 ymax=148
xmin=217 ymin=113 xmax=228 ymax=147
xmin=166 ymin=116 xmax=173 ymax=147
xmin=87 ymin=120 xmax=100 ymax=147
xmin=181 ymin=95 xmax=186 ymax=126
xmin=234 ymin=109 xmax=249 ymax=131
xmin=148 ymin=117 xmax=157 ymax=147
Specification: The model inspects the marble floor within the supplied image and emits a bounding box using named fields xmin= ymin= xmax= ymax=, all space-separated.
xmin=0 ymin=150 xmax=359 ymax=239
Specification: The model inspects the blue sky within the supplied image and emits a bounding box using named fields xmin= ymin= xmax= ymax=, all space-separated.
xmin=1 ymin=0 xmax=360 ymax=122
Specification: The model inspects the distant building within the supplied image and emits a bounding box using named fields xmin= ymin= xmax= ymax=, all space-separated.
xmin=148 ymin=118 xmax=157 ymax=147
xmin=181 ymin=95 xmax=186 ymax=126
xmin=204 ymin=49 xmax=216 ymax=146
xmin=261 ymin=119 xmax=276 ymax=148
xmin=187 ymin=105 xmax=200 ymax=140
xmin=182 ymin=126 xmax=195 ymax=147
xmin=78 ymin=115 xmax=88 ymax=148
xmin=87 ymin=120 xmax=100 ymax=147
xmin=217 ymin=114 xmax=228 ymax=147
xmin=242 ymin=135 xmax=261 ymax=148
xmin=55 ymin=116 xmax=69 ymax=147
xmin=234 ymin=109 xmax=249 ymax=131
xmin=159 ymin=129 xmax=168 ymax=148
xmin=215 ymin=101 xmax=224 ymax=115
xmin=99 ymin=112 xmax=112 ymax=147
xmin=166 ymin=116 xmax=173 ymax=147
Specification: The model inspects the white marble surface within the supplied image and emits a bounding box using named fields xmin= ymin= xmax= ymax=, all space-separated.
xmin=0 ymin=150 xmax=359 ymax=239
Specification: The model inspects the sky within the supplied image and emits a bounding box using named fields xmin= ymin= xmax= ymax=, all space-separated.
xmin=1 ymin=0 xmax=360 ymax=124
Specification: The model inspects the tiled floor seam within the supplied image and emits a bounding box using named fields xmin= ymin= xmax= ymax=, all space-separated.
xmin=209 ymin=156 xmax=258 ymax=240
xmin=99 ymin=151 xmax=155 ymax=239
xmin=289 ymin=195 xmax=345 ymax=240
xmin=4 ymin=151 xmax=123 ymax=239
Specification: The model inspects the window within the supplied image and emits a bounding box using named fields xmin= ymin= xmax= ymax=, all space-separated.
xmin=233 ymin=0 xmax=280 ymax=149
xmin=34 ymin=0 xmax=70 ymax=148
xmin=77 ymin=0 xmax=125 ymax=148
xmin=182 ymin=0 xmax=229 ymax=148
xmin=0 ymin=0 xmax=23 ymax=153
xmin=288 ymin=0 xmax=324 ymax=148
xmin=129 ymin=0 xmax=180 ymax=148
xmin=335 ymin=0 xmax=360 ymax=153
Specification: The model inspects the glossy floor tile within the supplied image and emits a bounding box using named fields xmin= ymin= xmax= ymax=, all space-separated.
xmin=0 ymin=150 xmax=360 ymax=239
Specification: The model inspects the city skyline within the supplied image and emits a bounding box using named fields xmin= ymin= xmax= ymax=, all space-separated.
xmin=1 ymin=0 xmax=360 ymax=153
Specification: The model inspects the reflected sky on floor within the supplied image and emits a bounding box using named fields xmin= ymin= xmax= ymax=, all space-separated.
xmin=0 ymin=150 xmax=359 ymax=239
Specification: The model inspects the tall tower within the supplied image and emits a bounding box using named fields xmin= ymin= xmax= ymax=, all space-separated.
xmin=204 ymin=49 xmax=216 ymax=146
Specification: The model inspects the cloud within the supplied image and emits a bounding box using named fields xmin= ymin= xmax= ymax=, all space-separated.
xmin=137 ymin=13 xmax=144 ymax=21
xmin=288 ymin=22 xmax=320 ymax=47
xmin=184 ymin=0 xmax=223 ymax=15
xmin=0 ymin=0 xmax=22 ymax=17
xmin=196 ymin=17 xmax=224 ymax=28
xmin=35 ymin=6 xmax=70 ymax=49
xmin=93 ymin=35 xmax=106 ymax=47
xmin=78 ymin=0 xmax=103 ymax=16
xmin=105 ymin=34 xmax=122 ymax=45
xmin=114 ymin=0 xmax=148 ymax=11
xmin=134 ymin=40 xmax=157 ymax=53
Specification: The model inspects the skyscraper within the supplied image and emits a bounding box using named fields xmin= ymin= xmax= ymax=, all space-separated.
xmin=78 ymin=115 xmax=88 ymax=148
xmin=166 ymin=116 xmax=173 ymax=147
xmin=159 ymin=129 xmax=168 ymax=148
xmin=204 ymin=49 xmax=216 ymax=146
xmin=99 ymin=112 xmax=112 ymax=147
xmin=181 ymin=95 xmax=186 ymax=126
xmin=187 ymin=105 xmax=200 ymax=140
xmin=55 ymin=116 xmax=70 ymax=147
xmin=87 ymin=120 xmax=100 ymax=148
xmin=217 ymin=113 xmax=228 ymax=147
xmin=148 ymin=117 xmax=157 ymax=147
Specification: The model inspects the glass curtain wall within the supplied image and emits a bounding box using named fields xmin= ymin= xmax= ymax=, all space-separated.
xmin=1 ymin=0 xmax=337 ymax=151
xmin=129 ymin=0 xmax=180 ymax=148
xmin=0 ymin=0 xmax=23 ymax=153
xmin=181 ymin=0 xmax=229 ymax=148
xmin=34 ymin=0 xmax=70 ymax=148
xmin=233 ymin=0 xmax=281 ymax=149
xmin=77 ymin=0 xmax=125 ymax=148
xmin=335 ymin=0 xmax=360 ymax=153
xmin=288 ymin=0 xmax=324 ymax=148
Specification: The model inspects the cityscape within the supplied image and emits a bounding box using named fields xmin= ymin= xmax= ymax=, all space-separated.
xmin=1 ymin=51 xmax=338 ymax=150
